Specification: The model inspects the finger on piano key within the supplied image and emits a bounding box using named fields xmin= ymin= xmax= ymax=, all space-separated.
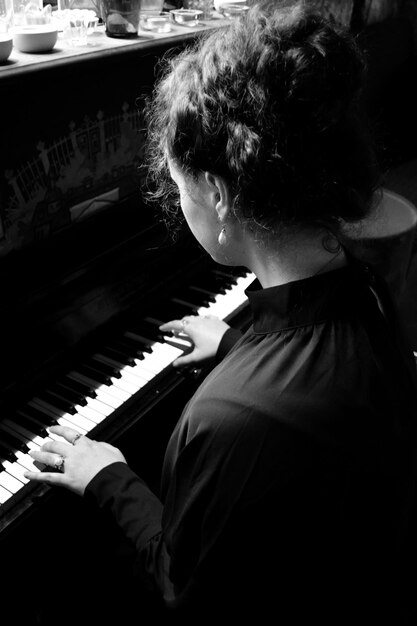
xmin=162 ymin=334 xmax=193 ymax=352
xmin=15 ymin=450 xmax=45 ymax=472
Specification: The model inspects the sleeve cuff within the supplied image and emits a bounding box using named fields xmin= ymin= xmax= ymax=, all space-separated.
xmin=85 ymin=462 xmax=163 ymax=549
xmin=215 ymin=327 xmax=243 ymax=363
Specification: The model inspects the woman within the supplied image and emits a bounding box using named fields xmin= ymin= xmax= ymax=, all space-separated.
xmin=25 ymin=3 xmax=417 ymax=624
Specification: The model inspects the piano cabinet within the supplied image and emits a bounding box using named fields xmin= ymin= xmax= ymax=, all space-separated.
xmin=0 ymin=18 xmax=255 ymax=625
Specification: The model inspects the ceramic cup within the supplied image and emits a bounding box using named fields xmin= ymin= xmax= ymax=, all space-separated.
xmin=0 ymin=0 xmax=13 ymax=62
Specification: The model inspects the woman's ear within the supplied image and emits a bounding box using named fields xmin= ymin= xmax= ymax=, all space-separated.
xmin=204 ymin=172 xmax=232 ymax=222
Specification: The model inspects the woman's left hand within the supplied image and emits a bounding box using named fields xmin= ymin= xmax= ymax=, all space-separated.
xmin=24 ymin=424 xmax=127 ymax=496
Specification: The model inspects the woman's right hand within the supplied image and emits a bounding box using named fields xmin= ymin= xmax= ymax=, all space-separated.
xmin=160 ymin=314 xmax=230 ymax=369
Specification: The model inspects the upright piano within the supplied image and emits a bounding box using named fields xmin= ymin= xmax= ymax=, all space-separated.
xmin=0 ymin=14 xmax=254 ymax=623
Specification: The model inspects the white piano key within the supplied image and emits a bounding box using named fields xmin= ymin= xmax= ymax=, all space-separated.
xmin=139 ymin=343 xmax=183 ymax=375
xmin=117 ymin=370 xmax=149 ymax=390
xmin=197 ymin=273 xmax=254 ymax=319
xmin=56 ymin=416 xmax=88 ymax=435
xmin=57 ymin=412 xmax=96 ymax=432
xmin=75 ymin=404 xmax=107 ymax=425
xmin=3 ymin=460 xmax=29 ymax=484
xmin=95 ymin=383 xmax=131 ymax=404
xmin=0 ymin=469 xmax=24 ymax=493
xmin=79 ymin=398 xmax=114 ymax=417
xmin=109 ymin=376 xmax=138 ymax=396
xmin=0 ymin=482 xmax=13 ymax=504
xmin=89 ymin=389 xmax=126 ymax=410
xmin=116 ymin=368 xmax=150 ymax=388
xmin=125 ymin=361 xmax=155 ymax=382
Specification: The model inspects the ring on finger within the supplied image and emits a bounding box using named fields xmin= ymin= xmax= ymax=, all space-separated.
xmin=54 ymin=455 xmax=65 ymax=472
xmin=71 ymin=433 xmax=82 ymax=446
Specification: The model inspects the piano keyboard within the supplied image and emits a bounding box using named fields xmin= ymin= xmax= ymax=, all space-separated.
xmin=0 ymin=269 xmax=255 ymax=509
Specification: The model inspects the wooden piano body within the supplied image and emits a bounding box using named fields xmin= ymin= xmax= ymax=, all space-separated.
xmin=0 ymin=17 xmax=253 ymax=624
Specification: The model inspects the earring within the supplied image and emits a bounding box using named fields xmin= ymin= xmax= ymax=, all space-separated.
xmin=218 ymin=226 xmax=227 ymax=245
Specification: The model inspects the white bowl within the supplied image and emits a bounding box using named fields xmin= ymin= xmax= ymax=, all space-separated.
xmin=214 ymin=0 xmax=247 ymax=11
xmin=13 ymin=25 xmax=58 ymax=53
xmin=0 ymin=34 xmax=13 ymax=62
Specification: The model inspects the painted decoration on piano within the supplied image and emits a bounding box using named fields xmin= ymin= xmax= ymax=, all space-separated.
xmin=0 ymin=102 xmax=147 ymax=258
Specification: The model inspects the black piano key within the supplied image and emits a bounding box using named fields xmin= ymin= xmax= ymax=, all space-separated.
xmin=87 ymin=357 xmax=122 ymax=379
xmin=198 ymin=270 xmax=235 ymax=292
xmin=36 ymin=390 xmax=77 ymax=415
xmin=193 ymin=278 xmax=227 ymax=295
xmin=175 ymin=286 xmax=216 ymax=306
xmin=61 ymin=376 xmax=97 ymax=399
xmin=23 ymin=404 xmax=57 ymax=426
xmin=126 ymin=320 xmax=165 ymax=343
xmin=14 ymin=411 xmax=50 ymax=437
xmin=0 ymin=443 xmax=17 ymax=464
xmin=46 ymin=383 xmax=88 ymax=407
xmin=0 ymin=426 xmax=29 ymax=454
xmin=113 ymin=336 xmax=152 ymax=355
xmin=188 ymin=285 xmax=220 ymax=300
xmin=0 ymin=424 xmax=32 ymax=450
xmin=100 ymin=346 xmax=136 ymax=367
xmin=75 ymin=365 xmax=112 ymax=386
xmin=212 ymin=269 xmax=239 ymax=284
xmin=147 ymin=300 xmax=196 ymax=323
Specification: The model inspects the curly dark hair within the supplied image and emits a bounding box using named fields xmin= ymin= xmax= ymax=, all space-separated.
xmin=144 ymin=1 xmax=381 ymax=239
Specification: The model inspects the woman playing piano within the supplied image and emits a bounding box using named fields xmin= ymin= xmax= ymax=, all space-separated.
xmin=25 ymin=2 xmax=417 ymax=624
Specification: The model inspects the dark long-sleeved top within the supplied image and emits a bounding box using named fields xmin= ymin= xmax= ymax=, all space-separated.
xmin=86 ymin=261 xmax=417 ymax=624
